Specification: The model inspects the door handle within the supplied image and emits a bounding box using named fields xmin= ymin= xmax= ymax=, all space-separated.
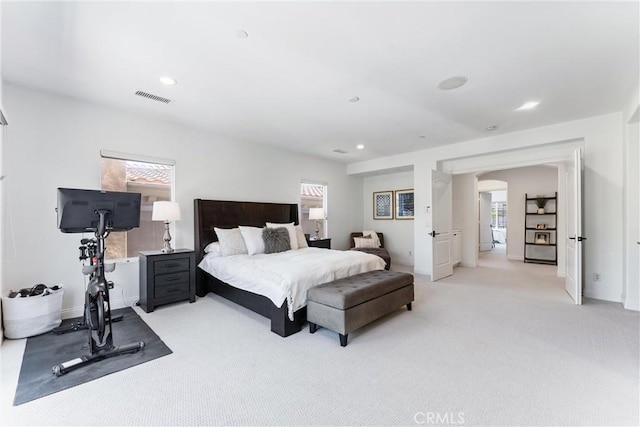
xmin=429 ymin=230 xmax=440 ymax=237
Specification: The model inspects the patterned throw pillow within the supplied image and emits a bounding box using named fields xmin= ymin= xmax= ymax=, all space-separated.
xmin=263 ymin=227 xmax=291 ymax=254
xmin=362 ymin=230 xmax=381 ymax=247
xmin=214 ymin=227 xmax=248 ymax=256
xmin=354 ymin=236 xmax=379 ymax=249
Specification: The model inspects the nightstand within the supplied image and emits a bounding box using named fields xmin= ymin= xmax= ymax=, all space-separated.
xmin=139 ymin=249 xmax=196 ymax=313
xmin=307 ymin=237 xmax=331 ymax=249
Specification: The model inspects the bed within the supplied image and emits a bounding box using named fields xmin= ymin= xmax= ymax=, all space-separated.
xmin=194 ymin=199 xmax=385 ymax=337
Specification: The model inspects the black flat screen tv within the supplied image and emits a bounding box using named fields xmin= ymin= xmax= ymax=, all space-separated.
xmin=56 ymin=188 xmax=141 ymax=233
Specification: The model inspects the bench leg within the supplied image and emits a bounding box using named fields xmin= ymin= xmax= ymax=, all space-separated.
xmin=407 ymin=302 xmax=412 ymax=311
xmin=339 ymin=333 xmax=348 ymax=347
xmin=309 ymin=322 xmax=318 ymax=334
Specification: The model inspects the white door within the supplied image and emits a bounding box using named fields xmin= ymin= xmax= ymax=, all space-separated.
xmin=565 ymin=148 xmax=584 ymax=304
xmin=479 ymin=192 xmax=493 ymax=251
xmin=430 ymin=170 xmax=453 ymax=281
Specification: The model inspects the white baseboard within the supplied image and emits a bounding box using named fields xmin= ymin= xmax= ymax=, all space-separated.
xmin=623 ymin=297 xmax=640 ymax=311
xmin=583 ymin=289 xmax=622 ymax=303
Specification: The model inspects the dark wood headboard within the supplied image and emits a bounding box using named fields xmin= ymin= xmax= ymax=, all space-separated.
xmin=194 ymin=199 xmax=299 ymax=264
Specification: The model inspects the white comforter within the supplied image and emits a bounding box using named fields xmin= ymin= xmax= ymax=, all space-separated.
xmin=198 ymin=247 xmax=386 ymax=320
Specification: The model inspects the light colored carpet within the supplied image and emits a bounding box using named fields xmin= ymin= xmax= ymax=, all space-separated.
xmin=1 ymin=247 xmax=638 ymax=426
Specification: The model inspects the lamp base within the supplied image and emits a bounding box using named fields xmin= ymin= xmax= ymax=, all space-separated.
xmin=162 ymin=221 xmax=174 ymax=253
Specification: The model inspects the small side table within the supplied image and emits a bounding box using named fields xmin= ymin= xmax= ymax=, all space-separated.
xmin=307 ymin=237 xmax=331 ymax=249
xmin=139 ymin=249 xmax=196 ymax=313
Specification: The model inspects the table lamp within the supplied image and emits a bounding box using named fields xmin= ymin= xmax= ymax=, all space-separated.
xmin=308 ymin=208 xmax=325 ymax=240
xmin=152 ymin=201 xmax=181 ymax=253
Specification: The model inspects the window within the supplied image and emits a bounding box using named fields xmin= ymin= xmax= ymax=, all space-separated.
xmin=491 ymin=201 xmax=507 ymax=228
xmin=101 ymin=152 xmax=174 ymax=259
xmin=300 ymin=182 xmax=327 ymax=238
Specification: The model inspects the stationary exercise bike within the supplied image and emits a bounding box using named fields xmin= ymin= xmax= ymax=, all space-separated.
xmin=52 ymin=209 xmax=145 ymax=376
xmin=52 ymin=237 xmax=123 ymax=334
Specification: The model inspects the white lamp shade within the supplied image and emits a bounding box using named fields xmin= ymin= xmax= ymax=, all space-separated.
xmin=152 ymin=201 xmax=181 ymax=221
xmin=308 ymin=208 xmax=325 ymax=220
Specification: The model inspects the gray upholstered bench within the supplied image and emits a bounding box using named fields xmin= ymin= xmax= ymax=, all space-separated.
xmin=307 ymin=270 xmax=414 ymax=346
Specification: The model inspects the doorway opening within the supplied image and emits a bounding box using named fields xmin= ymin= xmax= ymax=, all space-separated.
xmin=475 ymin=165 xmax=560 ymax=271
xmin=478 ymin=180 xmax=508 ymax=257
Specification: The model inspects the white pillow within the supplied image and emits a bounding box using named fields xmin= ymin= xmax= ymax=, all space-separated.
xmin=266 ymin=222 xmax=298 ymax=250
xmin=204 ymin=241 xmax=222 ymax=257
xmin=295 ymin=225 xmax=308 ymax=249
xmin=214 ymin=227 xmax=248 ymax=256
xmin=362 ymin=230 xmax=381 ymax=248
xmin=354 ymin=236 xmax=379 ymax=249
xmin=239 ymin=226 xmax=266 ymax=255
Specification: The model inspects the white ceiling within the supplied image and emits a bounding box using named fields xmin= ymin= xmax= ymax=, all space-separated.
xmin=2 ymin=1 xmax=638 ymax=163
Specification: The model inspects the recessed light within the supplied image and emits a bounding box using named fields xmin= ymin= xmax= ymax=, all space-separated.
xmin=437 ymin=76 xmax=469 ymax=90
xmin=159 ymin=76 xmax=177 ymax=85
xmin=348 ymin=96 xmax=360 ymax=103
xmin=485 ymin=125 xmax=498 ymax=131
xmin=516 ymin=101 xmax=540 ymax=110
xmin=237 ymin=30 xmax=249 ymax=39
xmin=356 ymin=144 xmax=365 ymax=150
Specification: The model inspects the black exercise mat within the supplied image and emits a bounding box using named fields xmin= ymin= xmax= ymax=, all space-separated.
xmin=13 ymin=307 xmax=172 ymax=406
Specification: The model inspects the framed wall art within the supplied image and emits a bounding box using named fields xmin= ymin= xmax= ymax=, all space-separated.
xmin=373 ymin=191 xmax=393 ymax=220
xmin=395 ymin=189 xmax=415 ymax=219
xmin=535 ymin=231 xmax=550 ymax=245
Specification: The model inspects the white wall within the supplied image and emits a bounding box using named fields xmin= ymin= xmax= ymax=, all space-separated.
xmin=623 ymin=83 xmax=639 ymax=310
xmin=349 ymin=113 xmax=626 ymax=303
xmin=0 ymin=0 xmax=5 ymax=343
xmin=491 ymin=191 xmax=506 ymax=203
xmin=2 ymin=84 xmax=363 ymax=318
xmin=362 ymin=171 xmax=414 ymax=266
xmin=479 ymin=166 xmax=559 ymax=262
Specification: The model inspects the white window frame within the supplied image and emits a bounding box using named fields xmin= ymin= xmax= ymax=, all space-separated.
xmin=300 ymin=180 xmax=328 ymax=238
xmin=100 ymin=150 xmax=176 ymax=262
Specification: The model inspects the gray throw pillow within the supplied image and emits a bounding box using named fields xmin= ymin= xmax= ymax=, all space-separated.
xmin=262 ymin=227 xmax=291 ymax=254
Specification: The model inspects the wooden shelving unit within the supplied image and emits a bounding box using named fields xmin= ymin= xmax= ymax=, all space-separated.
xmin=524 ymin=192 xmax=557 ymax=265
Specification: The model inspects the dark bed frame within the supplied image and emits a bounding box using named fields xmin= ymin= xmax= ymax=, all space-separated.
xmin=194 ymin=199 xmax=306 ymax=337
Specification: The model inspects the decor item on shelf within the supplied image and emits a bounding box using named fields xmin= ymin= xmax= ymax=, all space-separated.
xmin=152 ymin=201 xmax=181 ymax=253
xmin=395 ymin=189 xmax=415 ymax=219
xmin=536 ymin=223 xmax=547 ymax=230
xmin=308 ymin=208 xmax=325 ymax=239
xmin=535 ymin=196 xmax=548 ymax=214
xmin=373 ymin=191 xmax=394 ymax=220
xmin=535 ymin=231 xmax=550 ymax=245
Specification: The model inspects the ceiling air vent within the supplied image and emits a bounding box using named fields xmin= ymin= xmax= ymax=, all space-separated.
xmin=333 ymin=149 xmax=348 ymax=154
xmin=135 ymin=91 xmax=171 ymax=104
